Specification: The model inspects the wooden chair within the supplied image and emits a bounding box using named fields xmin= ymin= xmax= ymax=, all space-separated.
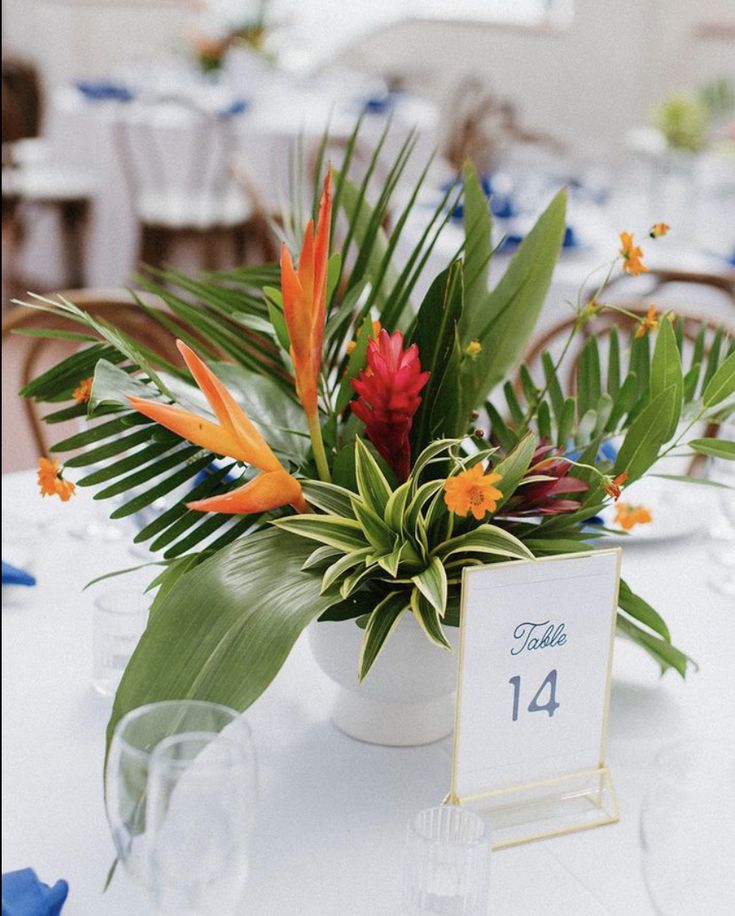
xmin=444 ymin=76 xmax=565 ymax=174
xmin=2 ymin=57 xmax=94 ymax=297
xmin=525 ymin=269 xmax=735 ymax=389
xmin=116 ymin=96 xmax=271 ymax=272
xmin=2 ymin=289 xmax=196 ymax=464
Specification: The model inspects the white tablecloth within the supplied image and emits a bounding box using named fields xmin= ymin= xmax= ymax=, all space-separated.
xmin=3 ymin=469 xmax=734 ymax=914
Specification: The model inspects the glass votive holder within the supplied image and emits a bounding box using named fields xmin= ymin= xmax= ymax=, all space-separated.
xmin=403 ymin=805 xmax=492 ymax=916
xmin=93 ymin=589 xmax=149 ymax=697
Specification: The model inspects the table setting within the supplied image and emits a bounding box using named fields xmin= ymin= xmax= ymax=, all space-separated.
xmin=3 ymin=117 xmax=735 ymax=916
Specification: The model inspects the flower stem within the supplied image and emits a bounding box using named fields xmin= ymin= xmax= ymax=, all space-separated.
xmin=308 ymin=411 xmax=332 ymax=482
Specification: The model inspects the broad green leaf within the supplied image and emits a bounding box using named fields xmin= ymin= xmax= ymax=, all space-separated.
xmin=687 ymin=438 xmax=735 ymax=460
xmin=701 ymin=325 xmax=725 ymax=393
xmin=358 ymin=592 xmax=409 ymax=681
xmin=411 ymin=556 xmax=448 ymax=618
xmin=302 ymin=545 xmax=341 ymax=570
xmin=376 ymin=540 xmax=406 ymax=577
xmin=614 ymin=386 xmax=677 ymax=482
xmin=434 ymin=525 xmax=533 ymax=561
xmin=542 ymin=352 xmax=564 ymax=424
xmin=607 ymin=372 xmax=638 ymax=431
xmin=460 ymin=161 xmax=492 ymax=340
xmin=557 ymin=397 xmax=575 ymax=446
xmin=335 ymin=311 xmax=374 ymax=414
xmin=618 ymin=578 xmax=670 ymax=641
xmin=493 ymin=432 xmax=537 ymax=508
xmin=650 ymin=317 xmax=683 ymax=440
xmin=321 ymin=547 xmax=373 ymax=594
xmin=301 ymin=480 xmax=356 ymax=518
xmin=578 ymin=337 xmax=602 ymax=417
xmin=616 ymin=614 xmax=694 ymax=678
xmin=107 ymin=529 xmax=339 ymax=756
xmin=468 ymin=188 xmax=567 ymax=404
xmin=409 ymin=261 xmax=465 ymax=451
xmin=354 ymin=437 xmax=392 ymax=515
xmin=410 ymin=589 xmax=453 ymax=651
xmin=350 ymin=498 xmax=394 ymax=550
xmin=702 ymin=351 xmax=735 ymax=407
xmin=607 ymin=329 xmax=621 ymax=398
xmin=273 ymin=514 xmax=368 ymax=551
xmin=384 ymin=481 xmax=411 ymax=532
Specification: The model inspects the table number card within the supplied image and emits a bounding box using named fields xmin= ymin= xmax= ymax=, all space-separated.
xmin=449 ymin=549 xmax=622 ymax=848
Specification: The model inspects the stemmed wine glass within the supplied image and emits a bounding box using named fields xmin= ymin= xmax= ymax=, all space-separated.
xmin=106 ymin=700 xmax=257 ymax=915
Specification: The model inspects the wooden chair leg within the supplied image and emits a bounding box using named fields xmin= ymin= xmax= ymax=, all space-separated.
xmin=140 ymin=224 xmax=171 ymax=268
xmin=59 ymin=199 xmax=88 ymax=288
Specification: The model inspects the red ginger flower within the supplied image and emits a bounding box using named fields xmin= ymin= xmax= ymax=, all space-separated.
xmin=350 ymin=329 xmax=429 ymax=482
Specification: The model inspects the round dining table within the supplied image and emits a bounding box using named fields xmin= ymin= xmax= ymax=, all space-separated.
xmin=2 ymin=467 xmax=734 ymax=914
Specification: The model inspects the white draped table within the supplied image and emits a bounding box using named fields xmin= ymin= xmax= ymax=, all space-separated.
xmin=2 ymin=470 xmax=734 ymax=914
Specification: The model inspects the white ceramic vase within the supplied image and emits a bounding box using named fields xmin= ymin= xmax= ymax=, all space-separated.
xmin=308 ymin=613 xmax=459 ymax=747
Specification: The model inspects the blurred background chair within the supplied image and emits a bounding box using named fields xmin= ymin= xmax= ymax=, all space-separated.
xmin=115 ymin=96 xmax=272 ymax=272
xmin=2 ymin=55 xmax=96 ymax=301
xmin=443 ymin=76 xmax=566 ymax=175
xmin=2 ymin=289 xmax=196 ymax=471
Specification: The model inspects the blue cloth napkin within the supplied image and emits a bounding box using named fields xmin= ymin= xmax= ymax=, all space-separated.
xmin=2 ymin=562 xmax=36 ymax=587
xmin=75 ymin=81 xmax=133 ymax=102
xmin=1 ymin=869 xmax=68 ymax=916
xmin=219 ymin=98 xmax=250 ymax=119
xmin=361 ymin=93 xmax=395 ymax=114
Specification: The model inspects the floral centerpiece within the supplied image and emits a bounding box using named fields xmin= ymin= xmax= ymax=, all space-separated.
xmin=19 ymin=130 xmax=735 ymax=755
xmin=189 ymin=0 xmax=272 ymax=71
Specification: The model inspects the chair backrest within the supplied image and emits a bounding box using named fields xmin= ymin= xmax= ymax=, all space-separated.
xmin=2 ymin=289 xmax=191 ymax=468
xmin=115 ymin=95 xmax=242 ymax=210
xmin=1 ymin=56 xmax=42 ymax=148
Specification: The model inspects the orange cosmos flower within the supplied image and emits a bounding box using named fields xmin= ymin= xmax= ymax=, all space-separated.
xmin=603 ymin=472 xmax=628 ymax=501
xmin=37 ymin=457 xmax=76 ymax=502
xmin=280 ymin=169 xmax=333 ymax=418
xmin=619 ymin=232 xmax=648 ymax=276
xmin=649 ymin=222 xmax=670 ymax=238
xmin=635 ymin=305 xmax=659 ymax=339
xmin=73 ymin=377 xmax=93 ymax=404
xmin=128 ymin=340 xmax=307 ymax=515
xmin=443 ymin=463 xmax=504 ymax=521
xmin=614 ymin=502 xmax=653 ymax=531
xmin=347 ymin=319 xmax=381 ymax=356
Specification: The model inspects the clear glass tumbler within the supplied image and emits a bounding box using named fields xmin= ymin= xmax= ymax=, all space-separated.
xmin=146 ymin=730 xmax=258 ymax=914
xmin=403 ymin=805 xmax=492 ymax=916
xmin=92 ymin=589 xmax=149 ymax=696
xmin=105 ymin=700 xmax=257 ymax=914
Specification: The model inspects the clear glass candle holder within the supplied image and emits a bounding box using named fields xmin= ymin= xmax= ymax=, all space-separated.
xmin=93 ymin=589 xmax=149 ymax=696
xmin=403 ymin=805 xmax=492 ymax=916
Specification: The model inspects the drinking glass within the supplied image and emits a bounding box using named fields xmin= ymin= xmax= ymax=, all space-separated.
xmin=106 ymin=700 xmax=257 ymax=915
xmin=146 ymin=731 xmax=258 ymax=914
xmin=640 ymin=738 xmax=735 ymax=915
xmin=403 ymin=805 xmax=492 ymax=915
xmin=93 ymin=590 xmax=149 ymax=697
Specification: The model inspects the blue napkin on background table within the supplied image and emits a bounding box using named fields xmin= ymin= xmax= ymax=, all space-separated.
xmin=1 ymin=869 xmax=68 ymax=916
xmin=2 ymin=562 xmax=36 ymax=587
xmin=75 ymin=80 xmax=133 ymax=102
xmin=219 ymin=98 xmax=250 ymax=119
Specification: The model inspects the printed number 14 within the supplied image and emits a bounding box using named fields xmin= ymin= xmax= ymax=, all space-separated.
xmin=509 ymin=670 xmax=559 ymax=721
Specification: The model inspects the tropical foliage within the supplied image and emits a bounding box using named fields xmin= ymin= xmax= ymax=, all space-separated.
xmin=15 ymin=120 xmax=735 ymax=765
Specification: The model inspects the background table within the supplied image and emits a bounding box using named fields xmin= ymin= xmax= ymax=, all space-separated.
xmin=2 ymin=469 xmax=734 ymax=914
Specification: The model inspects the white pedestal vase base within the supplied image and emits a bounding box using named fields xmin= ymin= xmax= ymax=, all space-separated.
xmin=309 ymin=612 xmax=459 ymax=747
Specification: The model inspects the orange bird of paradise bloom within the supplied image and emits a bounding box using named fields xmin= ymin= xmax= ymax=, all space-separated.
xmin=280 ymin=168 xmax=333 ymax=419
xmin=128 ymin=340 xmax=308 ymax=515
